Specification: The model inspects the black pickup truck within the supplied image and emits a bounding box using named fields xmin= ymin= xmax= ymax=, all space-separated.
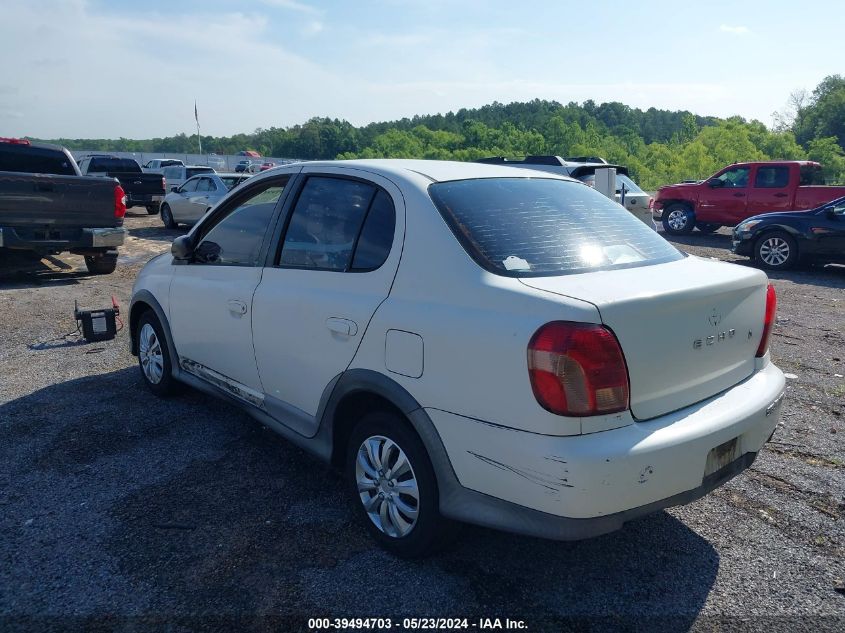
xmin=77 ymin=155 xmax=166 ymax=214
xmin=0 ymin=138 xmax=127 ymax=274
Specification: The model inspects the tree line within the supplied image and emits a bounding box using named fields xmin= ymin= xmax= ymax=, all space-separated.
xmin=39 ymin=76 xmax=845 ymax=191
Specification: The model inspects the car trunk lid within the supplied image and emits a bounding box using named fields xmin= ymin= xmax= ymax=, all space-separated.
xmin=520 ymin=256 xmax=769 ymax=420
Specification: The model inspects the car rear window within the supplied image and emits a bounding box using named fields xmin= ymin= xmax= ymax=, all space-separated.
xmin=0 ymin=145 xmax=77 ymax=175
xmin=89 ymin=157 xmax=141 ymax=173
xmin=187 ymin=167 xmax=215 ymax=178
xmin=428 ymin=178 xmax=683 ymax=277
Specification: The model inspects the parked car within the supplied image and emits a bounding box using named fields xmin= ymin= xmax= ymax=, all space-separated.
xmin=159 ymin=172 xmax=251 ymax=228
xmin=238 ymin=150 xmax=261 ymax=158
xmin=235 ymin=160 xmax=256 ymax=173
xmin=0 ymin=138 xmax=126 ymax=274
xmin=130 ymin=159 xmax=784 ymax=557
xmin=259 ymin=161 xmax=276 ymax=172
xmin=654 ymin=161 xmax=845 ymax=235
xmin=77 ymin=155 xmax=166 ymax=215
xmin=142 ymin=158 xmax=184 ymax=171
xmin=731 ymin=196 xmax=845 ymax=270
xmin=160 ymin=164 xmax=216 ymax=191
xmin=476 ymin=155 xmax=654 ymax=227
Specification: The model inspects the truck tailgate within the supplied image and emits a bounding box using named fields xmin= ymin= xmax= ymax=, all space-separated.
xmin=0 ymin=172 xmax=120 ymax=228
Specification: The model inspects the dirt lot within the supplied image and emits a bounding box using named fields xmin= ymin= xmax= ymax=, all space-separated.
xmin=1 ymin=210 xmax=843 ymax=631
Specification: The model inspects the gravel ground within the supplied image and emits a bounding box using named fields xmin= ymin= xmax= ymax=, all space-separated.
xmin=0 ymin=212 xmax=843 ymax=632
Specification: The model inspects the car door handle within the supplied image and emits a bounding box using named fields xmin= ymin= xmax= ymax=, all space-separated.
xmin=733 ymin=193 xmax=745 ymax=197
xmin=774 ymin=193 xmax=788 ymax=198
xmin=227 ymin=300 xmax=248 ymax=316
xmin=326 ymin=317 xmax=358 ymax=336
xmin=35 ymin=183 xmax=54 ymax=192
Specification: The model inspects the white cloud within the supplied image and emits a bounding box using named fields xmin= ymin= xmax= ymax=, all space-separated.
xmin=719 ymin=24 xmax=750 ymax=35
xmin=301 ymin=20 xmax=324 ymax=36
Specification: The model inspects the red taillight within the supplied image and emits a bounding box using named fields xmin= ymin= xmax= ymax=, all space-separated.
xmin=756 ymin=283 xmax=777 ymax=357
xmin=161 ymin=176 xmax=166 ymax=191
xmin=0 ymin=137 xmax=31 ymax=145
xmin=528 ymin=321 xmax=630 ymax=416
xmin=648 ymin=197 xmax=654 ymax=209
xmin=114 ymin=185 xmax=126 ymax=219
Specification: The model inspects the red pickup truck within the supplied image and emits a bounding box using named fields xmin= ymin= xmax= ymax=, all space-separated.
xmin=654 ymin=161 xmax=845 ymax=234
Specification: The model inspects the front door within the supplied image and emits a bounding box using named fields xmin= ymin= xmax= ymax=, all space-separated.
xmin=169 ymin=176 xmax=290 ymax=403
xmin=251 ymin=168 xmax=404 ymax=435
xmin=170 ymin=177 xmax=198 ymax=221
xmin=698 ymin=165 xmax=750 ymax=224
xmin=815 ymin=202 xmax=845 ymax=259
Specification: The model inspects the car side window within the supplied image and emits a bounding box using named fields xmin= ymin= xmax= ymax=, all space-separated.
xmin=754 ymin=166 xmax=789 ymax=188
xmin=181 ymin=178 xmax=199 ymax=193
xmin=279 ymin=176 xmax=375 ymax=271
xmin=193 ymin=178 xmax=288 ymax=267
xmin=717 ymin=167 xmax=750 ymax=188
xmin=196 ymin=178 xmax=214 ymax=192
xmin=351 ymin=190 xmax=396 ymax=271
xmin=164 ymin=166 xmax=180 ymax=181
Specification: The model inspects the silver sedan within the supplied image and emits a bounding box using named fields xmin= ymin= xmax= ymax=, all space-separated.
xmin=159 ymin=173 xmax=252 ymax=228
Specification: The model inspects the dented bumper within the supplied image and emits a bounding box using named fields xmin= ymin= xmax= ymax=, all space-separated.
xmin=428 ymin=360 xmax=784 ymax=538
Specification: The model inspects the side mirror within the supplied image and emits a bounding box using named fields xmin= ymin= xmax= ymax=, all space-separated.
xmin=827 ymin=206 xmax=845 ymax=218
xmin=170 ymin=185 xmax=178 ymax=193
xmin=171 ymin=235 xmax=194 ymax=260
xmin=707 ymin=178 xmax=724 ymax=188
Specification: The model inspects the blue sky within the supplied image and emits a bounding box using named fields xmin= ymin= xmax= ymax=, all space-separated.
xmin=0 ymin=0 xmax=841 ymax=138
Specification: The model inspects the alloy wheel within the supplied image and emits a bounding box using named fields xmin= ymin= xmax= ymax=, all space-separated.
xmin=138 ymin=323 xmax=164 ymax=384
xmin=355 ymin=435 xmax=420 ymax=538
xmin=667 ymin=209 xmax=688 ymax=231
xmin=759 ymin=237 xmax=790 ymax=267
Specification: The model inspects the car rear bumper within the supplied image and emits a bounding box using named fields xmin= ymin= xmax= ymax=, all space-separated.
xmin=127 ymin=193 xmax=164 ymax=207
xmin=428 ymin=359 xmax=784 ymax=539
xmin=0 ymin=226 xmax=126 ymax=251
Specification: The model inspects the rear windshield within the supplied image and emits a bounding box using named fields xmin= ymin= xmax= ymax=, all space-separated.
xmin=221 ymin=175 xmax=249 ymax=190
xmin=429 ymin=178 xmax=682 ymax=277
xmin=187 ymin=167 xmax=215 ymax=178
xmin=0 ymin=145 xmax=77 ymax=175
xmin=89 ymin=157 xmax=140 ymax=173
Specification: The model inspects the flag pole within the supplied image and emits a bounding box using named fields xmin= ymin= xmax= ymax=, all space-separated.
xmin=194 ymin=100 xmax=202 ymax=155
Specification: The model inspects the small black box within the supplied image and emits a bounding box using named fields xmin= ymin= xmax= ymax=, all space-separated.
xmin=75 ymin=303 xmax=119 ymax=342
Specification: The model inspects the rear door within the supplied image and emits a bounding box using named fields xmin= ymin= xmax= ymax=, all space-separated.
xmin=251 ymin=167 xmax=404 ymax=435
xmin=747 ymin=164 xmax=794 ymax=214
xmin=169 ymin=176 xmax=291 ymax=400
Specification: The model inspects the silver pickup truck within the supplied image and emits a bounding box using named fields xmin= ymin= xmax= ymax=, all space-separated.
xmin=0 ymin=138 xmax=126 ymax=274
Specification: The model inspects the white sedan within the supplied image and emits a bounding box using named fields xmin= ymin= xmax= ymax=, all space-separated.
xmin=130 ymin=159 xmax=785 ymax=557
xmin=159 ymin=172 xmax=251 ymax=228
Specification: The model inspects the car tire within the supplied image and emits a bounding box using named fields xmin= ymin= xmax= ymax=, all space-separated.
xmin=696 ymin=222 xmax=721 ymax=234
xmin=146 ymin=204 xmax=159 ymax=215
xmin=84 ymin=252 xmax=118 ymax=275
xmin=662 ymin=203 xmax=696 ymax=235
xmin=136 ymin=311 xmax=182 ymax=397
xmin=160 ymin=203 xmax=177 ymax=229
xmin=345 ymin=411 xmax=458 ymax=558
xmin=754 ymin=231 xmax=798 ymax=270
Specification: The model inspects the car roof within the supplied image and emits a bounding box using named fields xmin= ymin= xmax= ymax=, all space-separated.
xmin=295 ymin=159 xmax=577 ymax=183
